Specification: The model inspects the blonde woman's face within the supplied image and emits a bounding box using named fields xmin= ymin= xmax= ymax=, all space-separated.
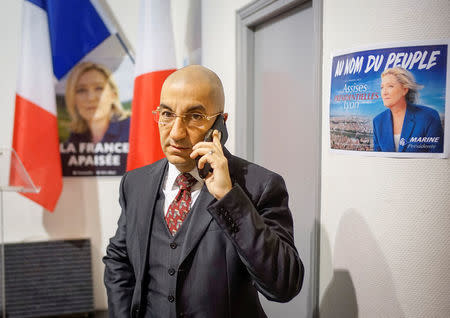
xmin=74 ymin=69 xmax=116 ymax=122
xmin=381 ymin=74 xmax=408 ymax=108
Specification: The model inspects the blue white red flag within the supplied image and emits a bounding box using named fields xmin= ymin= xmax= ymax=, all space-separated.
xmin=12 ymin=0 xmax=133 ymax=211
xmin=126 ymin=0 xmax=177 ymax=171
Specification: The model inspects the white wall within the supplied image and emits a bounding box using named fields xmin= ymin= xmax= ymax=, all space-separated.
xmin=1 ymin=1 xmax=21 ymax=159
xmin=202 ymin=0 xmax=253 ymax=153
xmin=319 ymin=0 xmax=450 ymax=317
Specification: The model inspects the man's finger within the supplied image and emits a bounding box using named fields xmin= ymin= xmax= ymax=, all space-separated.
xmin=212 ymin=130 xmax=224 ymax=154
xmin=197 ymin=151 xmax=215 ymax=169
xmin=190 ymin=147 xmax=214 ymax=159
xmin=193 ymin=141 xmax=214 ymax=150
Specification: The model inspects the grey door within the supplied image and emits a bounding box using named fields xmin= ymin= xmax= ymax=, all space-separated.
xmin=237 ymin=0 xmax=320 ymax=317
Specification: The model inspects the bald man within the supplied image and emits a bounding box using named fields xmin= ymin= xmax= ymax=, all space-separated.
xmin=103 ymin=65 xmax=304 ymax=318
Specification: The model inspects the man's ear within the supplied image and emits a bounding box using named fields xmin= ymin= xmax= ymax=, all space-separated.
xmin=223 ymin=113 xmax=229 ymax=122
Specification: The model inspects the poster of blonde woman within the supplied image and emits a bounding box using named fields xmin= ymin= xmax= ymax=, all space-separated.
xmin=58 ymin=60 xmax=134 ymax=176
xmin=329 ymin=40 xmax=449 ymax=158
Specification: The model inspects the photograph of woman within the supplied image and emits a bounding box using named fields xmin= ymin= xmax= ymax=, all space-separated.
xmin=373 ymin=67 xmax=444 ymax=153
xmin=65 ymin=62 xmax=130 ymax=143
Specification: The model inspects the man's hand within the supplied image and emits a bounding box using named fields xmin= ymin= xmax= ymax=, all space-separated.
xmin=190 ymin=130 xmax=232 ymax=200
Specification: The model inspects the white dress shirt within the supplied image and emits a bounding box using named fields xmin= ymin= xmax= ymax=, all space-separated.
xmin=162 ymin=162 xmax=204 ymax=216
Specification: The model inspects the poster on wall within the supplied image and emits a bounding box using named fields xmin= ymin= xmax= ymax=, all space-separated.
xmin=53 ymin=1 xmax=135 ymax=177
xmin=329 ymin=40 xmax=449 ymax=158
xmin=58 ymin=57 xmax=134 ymax=176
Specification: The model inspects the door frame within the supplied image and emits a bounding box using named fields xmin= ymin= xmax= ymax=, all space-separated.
xmin=236 ymin=0 xmax=322 ymax=316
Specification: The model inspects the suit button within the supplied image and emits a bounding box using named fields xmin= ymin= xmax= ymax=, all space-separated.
xmin=168 ymin=268 xmax=176 ymax=276
xmin=168 ymin=295 xmax=175 ymax=302
xmin=170 ymin=242 xmax=177 ymax=249
xmin=133 ymin=307 xmax=140 ymax=316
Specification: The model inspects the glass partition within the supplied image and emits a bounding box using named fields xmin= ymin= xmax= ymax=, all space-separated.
xmin=0 ymin=148 xmax=40 ymax=317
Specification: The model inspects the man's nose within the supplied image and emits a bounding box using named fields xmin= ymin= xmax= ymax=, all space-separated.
xmin=169 ymin=117 xmax=187 ymax=140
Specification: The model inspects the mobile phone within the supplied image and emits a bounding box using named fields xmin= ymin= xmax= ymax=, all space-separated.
xmin=196 ymin=114 xmax=228 ymax=178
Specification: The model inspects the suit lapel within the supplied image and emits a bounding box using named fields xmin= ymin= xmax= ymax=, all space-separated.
xmin=399 ymin=105 xmax=416 ymax=152
xmin=179 ymin=184 xmax=216 ymax=264
xmin=179 ymin=149 xmax=235 ymax=264
xmin=137 ymin=159 xmax=168 ymax=280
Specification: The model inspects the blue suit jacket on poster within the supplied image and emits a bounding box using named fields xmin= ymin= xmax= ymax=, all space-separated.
xmin=67 ymin=116 xmax=130 ymax=143
xmin=372 ymin=104 xmax=443 ymax=153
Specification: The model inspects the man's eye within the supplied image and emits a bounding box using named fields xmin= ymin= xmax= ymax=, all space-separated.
xmin=190 ymin=113 xmax=205 ymax=121
xmin=161 ymin=111 xmax=174 ymax=118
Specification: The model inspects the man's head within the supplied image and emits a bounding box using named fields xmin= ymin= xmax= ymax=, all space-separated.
xmin=158 ymin=65 xmax=227 ymax=172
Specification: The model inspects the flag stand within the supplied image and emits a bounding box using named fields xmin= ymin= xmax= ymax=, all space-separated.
xmin=0 ymin=148 xmax=40 ymax=317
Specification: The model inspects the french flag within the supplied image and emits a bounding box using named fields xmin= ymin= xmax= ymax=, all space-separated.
xmin=12 ymin=0 xmax=131 ymax=211
xmin=126 ymin=0 xmax=177 ymax=171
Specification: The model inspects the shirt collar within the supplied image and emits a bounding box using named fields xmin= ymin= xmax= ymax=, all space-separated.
xmin=166 ymin=162 xmax=203 ymax=190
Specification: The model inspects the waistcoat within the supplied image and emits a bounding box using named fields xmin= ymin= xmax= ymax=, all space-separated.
xmin=143 ymin=186 xmax=195 ymax=318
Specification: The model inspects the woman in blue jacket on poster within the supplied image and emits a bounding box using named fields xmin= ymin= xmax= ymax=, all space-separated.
xmin=65 ymin=62 xmax=130 ymax=143
xmin=373 ymin=67 xmax=443 ymax=153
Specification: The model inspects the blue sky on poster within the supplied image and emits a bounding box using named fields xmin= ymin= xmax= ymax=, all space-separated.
xmin=330 ymin=44 xmax=448 ymax=118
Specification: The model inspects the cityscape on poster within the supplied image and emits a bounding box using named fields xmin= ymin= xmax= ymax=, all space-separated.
xmin=329 ymin=41 xmax=449 ymax=158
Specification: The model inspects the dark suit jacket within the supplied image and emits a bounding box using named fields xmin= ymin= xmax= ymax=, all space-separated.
xmin=373 ymin=104 xmax=443 ymax=152
xmin=103 ymin=149 xmax=304 ymax=317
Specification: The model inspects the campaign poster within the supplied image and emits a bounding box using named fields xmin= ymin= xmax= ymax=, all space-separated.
xmin=329 ymin=40 xmax=449 ymax=158
xmin=57 ymin=55 xmax=134 ymax=176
